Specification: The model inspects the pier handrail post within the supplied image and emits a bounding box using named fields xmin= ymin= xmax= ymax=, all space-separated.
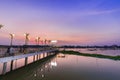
xmin=2 ymin=62 xmax=7 ymax=75
xmin=25 ymin=57 xmax=28 ymax=66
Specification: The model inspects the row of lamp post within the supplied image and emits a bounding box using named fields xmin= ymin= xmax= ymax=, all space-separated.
xmin=9 ymin=33 xmax=50 ymax=46
xmin=9 ymin=34 xmax=52 ymax=46
xmin=9 ymin=33 xmax=29 ymax=46
xmin=0 ymin=24 xmax=57 ymax=46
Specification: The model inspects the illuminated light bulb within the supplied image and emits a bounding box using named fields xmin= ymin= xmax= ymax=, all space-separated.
xmin=51 ymin=40 xmax=57 ymax=43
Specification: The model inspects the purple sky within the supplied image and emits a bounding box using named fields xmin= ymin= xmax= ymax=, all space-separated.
xmin=0 ymin=0 xmax=120 ymax=46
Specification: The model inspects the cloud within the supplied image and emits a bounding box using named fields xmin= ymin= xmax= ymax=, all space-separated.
xmin=81 ymin=9 xmax=120 ymax=16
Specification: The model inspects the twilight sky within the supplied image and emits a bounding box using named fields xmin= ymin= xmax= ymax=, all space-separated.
xmin=0 ymin=0 xmax=120 ymax=45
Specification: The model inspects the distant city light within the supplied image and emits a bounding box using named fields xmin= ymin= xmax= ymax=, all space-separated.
xmin=51 ymin=40 xmax=58 ymax=43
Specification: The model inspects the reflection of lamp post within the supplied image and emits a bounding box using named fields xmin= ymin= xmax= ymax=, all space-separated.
xmin=0 ymin=24 xmax=3 ymax=29
xmin=9 ymin=33 xmax=15 ymax=46
xmin=24 ymin=33 xmax=29 ymax=45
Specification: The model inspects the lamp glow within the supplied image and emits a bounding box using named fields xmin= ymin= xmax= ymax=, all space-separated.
xmin=51 ymin=40 xmax=57 ymax=43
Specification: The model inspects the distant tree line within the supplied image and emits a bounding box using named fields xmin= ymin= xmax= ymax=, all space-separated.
xmin=0 ymin=45 xmax=51 ymax=48
xmin=59 ymin=45 xmax=120 ymax=49
xmin=1 ymin=44 xmax=120 ymax=49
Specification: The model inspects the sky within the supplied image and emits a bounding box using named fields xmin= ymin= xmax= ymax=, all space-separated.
xmin=0 ymin=0 xmax=120 ymax=46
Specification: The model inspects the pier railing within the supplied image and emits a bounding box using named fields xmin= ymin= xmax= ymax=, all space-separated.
xmin=0 ymin=45 xmax=56 ymax=57
xmin=0 ymin=46 xmax=58 ymax=75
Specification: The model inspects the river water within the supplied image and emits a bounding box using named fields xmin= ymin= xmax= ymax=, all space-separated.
xmin=66 ymin=48 xmax=120 ymax=56
xmin=1 ymin=48 xmax=120 ymax=80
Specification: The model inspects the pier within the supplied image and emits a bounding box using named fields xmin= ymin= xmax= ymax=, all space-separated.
xmin=0 ymin=49 xmax=57 ymax=75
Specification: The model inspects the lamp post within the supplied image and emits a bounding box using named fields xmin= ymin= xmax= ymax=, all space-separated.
xmin=24 ymin=33 xmax=29 ymax=45
xmin=0 ymin=24 xmax=3 ymax=29
xmin=41 ymin=40 xmax=43 ymax=45
xmin=36 ymin=37 xmax=40 ymax=45
xmin=48 ymin=40 xmax=51 ymax=45
xmin=9 ymin=34 xmax=15 ymax=46
xmin=35 ymin=39 xmax=38 ymax=45
xmin=44 ymin=39 xmax=47 ymax=45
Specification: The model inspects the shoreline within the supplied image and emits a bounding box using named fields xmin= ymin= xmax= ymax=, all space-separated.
xmin=60 ymin=50 xmax=120 ymax=60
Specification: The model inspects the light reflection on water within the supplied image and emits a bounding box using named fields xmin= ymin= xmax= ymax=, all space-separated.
xmin=1 ymin=52 xmax=120 ymax=80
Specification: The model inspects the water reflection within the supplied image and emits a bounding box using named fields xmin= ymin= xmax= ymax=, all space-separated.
xmin=66 ymin=48 xmax=120 ymax=56
xmin=1 ymin=53 xmax=120 ymax=80
xmin=50 ymin=61 xmax=57 ymax=67
xmin=57 ymin=54 xmax=66 ymax=58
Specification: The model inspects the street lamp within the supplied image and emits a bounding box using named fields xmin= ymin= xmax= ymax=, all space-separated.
xmin=44 ymin=39 xmax=47 ymax=45
xmin=38 ymin=37 xmax=40 ymax=45
xmin=48 ymin=40 xmax=51 ymax=45
xmin=41 ymin=40 xmax=43 ymax=45
xmin=0 ymin=24 xmax=3 ymax=29
xmin=35 ymin=39 xmax=38 ymax=45
xmin=9 ymin=33 xmax=15 ymax=46
xmin=24 ymin=33 xmax=29 ymax=45
xmin=36 ymin=37 xmax=40 ymax=45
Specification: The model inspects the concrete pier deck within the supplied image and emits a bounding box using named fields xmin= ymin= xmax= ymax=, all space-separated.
xmin=0 ymin=49 xmax=57 ymax=75
xmin=0 ymin=50 xmax=56 ymax=63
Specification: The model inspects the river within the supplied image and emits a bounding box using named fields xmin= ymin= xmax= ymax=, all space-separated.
xmin=0 ymin=48 xmax=120 ymax=80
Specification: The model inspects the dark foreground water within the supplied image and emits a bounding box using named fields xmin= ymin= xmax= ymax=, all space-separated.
xmin=1 ymin=52 xmax=120 ymax=80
